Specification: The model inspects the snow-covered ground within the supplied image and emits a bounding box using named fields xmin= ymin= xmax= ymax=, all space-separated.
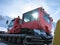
xmin=0 ymin=27 xmax=7 ymax=32
xmin=0 ymin=43 xmax=7 ymax=45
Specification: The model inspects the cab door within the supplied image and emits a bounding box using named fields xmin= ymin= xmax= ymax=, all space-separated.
xmin=21 ymin=9 xmax=39 ymax=29
xmin=21 ymin=13 xmax=34 ymax=29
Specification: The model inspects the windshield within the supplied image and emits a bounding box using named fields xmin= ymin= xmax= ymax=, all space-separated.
xmin=23 ymin=9 xmax=39 ymax=22
xmin=8 ymin=20 xmax=14 ymax=28
xmin=44 ymin=13 xmax=50 ymax=23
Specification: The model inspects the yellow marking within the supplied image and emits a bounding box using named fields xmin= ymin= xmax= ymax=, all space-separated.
xmin=53 ymin=20 xmax=60 ymax=45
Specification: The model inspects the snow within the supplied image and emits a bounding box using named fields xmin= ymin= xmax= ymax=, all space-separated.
xmin=0 ymin=15 xmax=12 ymax=32
xmin=0 ymin=27 xmax=7 ymax=32
xmin=0 ymin=43 xmax=7 ymax=45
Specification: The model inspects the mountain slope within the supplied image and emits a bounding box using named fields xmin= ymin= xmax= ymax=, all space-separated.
xmin=0 ymin=15 xmax=12 ymax=32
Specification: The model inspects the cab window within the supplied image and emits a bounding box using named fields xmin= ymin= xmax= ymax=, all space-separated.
xmin=8 ymin=20 xmax=14 ymax=27
xmin=23 ymin=9 xmax=39 ymax=22
xmin=44 ymin=13 xmax=50 ymax=23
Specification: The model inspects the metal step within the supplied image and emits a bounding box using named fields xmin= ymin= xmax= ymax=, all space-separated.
xmin=25 ymin=41 xmax=44 ymax=45
xmin=0 ymin=34 xmax=26 ymax=37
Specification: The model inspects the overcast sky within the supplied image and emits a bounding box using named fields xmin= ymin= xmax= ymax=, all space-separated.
xmin=0 ymin=0 xmax=60 ymax=22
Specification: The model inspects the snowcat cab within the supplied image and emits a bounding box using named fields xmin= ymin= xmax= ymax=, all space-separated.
xmin=21 ymin=7 xmax=53 ymax=35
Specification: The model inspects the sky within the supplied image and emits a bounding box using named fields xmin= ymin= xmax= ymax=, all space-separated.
xmin=0 ymin=0 xmax=60 ymax=22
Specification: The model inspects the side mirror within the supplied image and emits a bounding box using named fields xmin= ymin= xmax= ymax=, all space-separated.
xmin=50 ymin=17 xmax=53 ymax=22
xmin=6 ymin=20 xmax=9 ymax=24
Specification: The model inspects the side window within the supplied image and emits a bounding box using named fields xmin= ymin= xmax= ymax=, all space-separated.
xmin=23 ymin=9 xmax=38 ymax=22
xmin=24 ymin=18 xmax=30 ymax=22
xmin=8 ymin=20 xmax=14 ymax=27
xmin=31 ymin=12 xmax=38 ymax=21
xmin=24 ymin=14 xmax=31 ymax=22
xmin=44 ymin=13 xmax=50 ymax=23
